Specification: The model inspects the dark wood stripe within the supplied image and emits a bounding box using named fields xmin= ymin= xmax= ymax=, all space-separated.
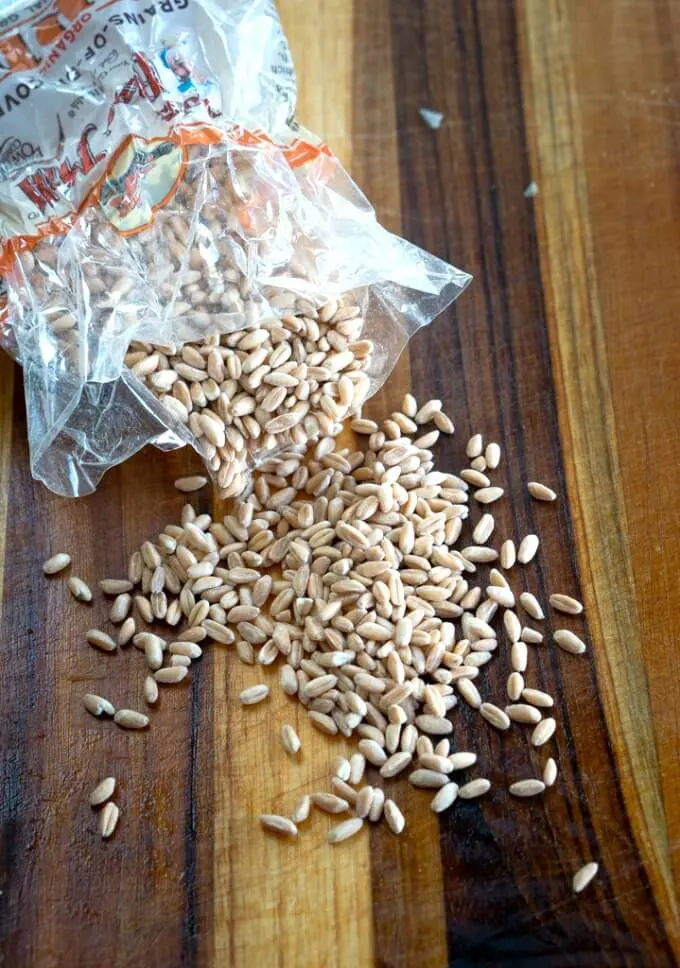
xmin=385 ymin=0 xmax=675 ymax=964
xmin=0 ymin=369 xmax=215 ymax=966
xmin=0 ymin=375 xmax=41 ymax=967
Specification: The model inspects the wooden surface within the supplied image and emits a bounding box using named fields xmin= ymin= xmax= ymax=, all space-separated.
xmin=1 ymin=1 xmax=679 ymax=965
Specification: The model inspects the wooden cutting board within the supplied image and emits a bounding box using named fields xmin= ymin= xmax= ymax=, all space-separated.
xmin=0 ymin=1 xmax=678 ymax=966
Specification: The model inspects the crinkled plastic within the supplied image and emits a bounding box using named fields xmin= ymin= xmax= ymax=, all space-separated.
xmin=0 ymin=0 xmax=470 ymax=497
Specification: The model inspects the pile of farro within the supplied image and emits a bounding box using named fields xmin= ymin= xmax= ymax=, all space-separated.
xmin=42 ymin=304 xmax=597 ymax=894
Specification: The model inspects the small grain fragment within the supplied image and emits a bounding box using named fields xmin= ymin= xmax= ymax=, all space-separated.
xmin=409 ymin=769 xmax=449 ymax=789
xmin=332 ymin=756 xmax=351 ymax=782
xmin=507 ymin=672 xmax=524 ymax=701
xmin=240 ymin=684 xmax=269 ymax=705
xmin=280 ymin=665 xmax=298 ymax=695
xmin=554 ymin=629 xmax=586 ymax=654
xmin=401 ymin=393 xmax=417 ymax=417
xmin=430 ymin=783 xmax=459 ymax=813
xmin=174 ymin=475 xmax=208 ymax=492
xmin=83 ymin=693 xmax=115 ymax=717
xmin=504 ymin=610 xmax=522 ymax=643
xmin=99 ymin=801 xmax=120 ymax=839
xmin=509 ymin=779 xmax=546 ymax=797
xmin=517 ymin=535 xmax=539 ymax=564
xmin=113 ymin=709 xmax=149 ymax=730
xmin=110 ymin=593 xmax=132 ymax=624
xmin=474 ymin=486 xmax=504 ymax=505
xmin=550 ymin=593 xmax=583 ymax=615
xmin=99 ymin=579 xmax=133 ymax=595
xmin=573 ymin=862 xmax=599 ymax=894
xmin=349 ymin=752 xmax=366 ymax=784
xmin=456 ymin=677 xmax=482 ymax=709
xmin=291 ymin=795 xmax=311 ymax=824
xmin=528 ymin=481 xmax=557 ymax=502
xmin=368 ymin=787 xmax=385 ymax=822
xmin=531 ymin=717 xmax=556 ymax=747
xmin=311 ymin=792 xmax=350 ymax=814
xmin=332 ymin=778 xmax=359 ymax=804
xmin=380 ymin=752 xmax=412 ymax=778
xmin=415 ymin=398 xmax=442 ymax=424
xmin=505 ymin=703 xmax=541 ymax=724
xmin=511 ymin=640 xmax=528 ymax=673
xmin=543 ymin=758 xmax=558 ymax=787
xmin=383 ymin=799 xmax=405 ymax=835
xmin=328 ymin=817 xmax=364 ymax=844
xmin=522 ymin=688 xmax=554 ymax=708
xmin=117 ymin=617 xmax=136 ymax=646
xmin=143 ymin=675 xmax=159 ymax=705
xmin=280 ymin=723 xmax=301 ymax=755
xmin=260 ymin=814 xmax=298 ymax=837
xmin=89 ymin=777 xmax=116 ymax=807
xmin=87 ymin=629 xmax=117 ymax=653
xmin=500 ymin=540 xmax=516 ymax=570
xmin=519 ymin=592 xmax=544 ymax=620
xmin=466 ymin=434 xmax=483 ymax=458
xmin=458 ymin=778 xmax=491 ymax=799
xmin=43 ymin=553 xmax=71 ymax=575
xmin=449 ymin=752 xmax=477 ymax=771
xmin=308 ymin=711 xmax=338 ymax=735
xmin=355 ymin=786 xmax=374 ymax=819
xmin=357 ymin=739 xmax=386 ymax=767
xmin=154 ymin=666 xmax=188 ymax=684
xmin=68 ymin=576 xmax=92 ymax=602
xmin=473 ymin=513 xmax=495 ymax=545
xmin=485 ymin=442 xmax=501 ymax=469
xmin=479 ymin=703 xmax=511 ymax=731
xmin=434 ymin=411 xmax=454 ymax=434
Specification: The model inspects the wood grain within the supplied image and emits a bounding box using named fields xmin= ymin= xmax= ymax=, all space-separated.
xmin=521 ymin=0 xmax=680 ymax=953
xmin=0 ymin=1 xmax=678 ymax=966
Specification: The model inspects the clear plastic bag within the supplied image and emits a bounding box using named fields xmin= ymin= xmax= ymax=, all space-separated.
xmin=0 ymin=0 xmax=470 ymax=497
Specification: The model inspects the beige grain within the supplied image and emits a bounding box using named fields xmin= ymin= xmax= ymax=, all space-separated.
xmin=99 ymin=801 xmax=120 ymax=839
xmin=328 ymin=817 xmax=364 ymax=844
xmin=86 ymin=629 xmax=117 ymax=653
xmin=479 ymin=703 xmax=511 ymax=731
xmin=42 ymin=553 xmax=71 ymax=575
xmin=240 ymin=684 xmax=269 ymax=705
xmin=554 ymin=629 xmax=587 ymax=654
xmin=458 ymin=778 xmax=491 ymax=799
xmin=549 ymin=593 xmax=583 ymax=616
xmin=517 ymin=535 xmax=539 ymax=564
xmin=259 ymin=814 xmax=298 ymax=837
xmin=572 ymin=862 xmax=599 ymax=894
xmin=509 ymin=779 xmax=546 ymax=797
xmin=174 ymin=475 xmax=208 ymax=492
xmin=89 ymin=777 xmax=116 ymax=807
xmin=543 ymin=758 xmax=558 ymax=788
xmin=68 ymin=576 xmax=92 ymax=602
xmin=154 ymin=666 xmax=188 ymax=684
xmin=280 ymin=723 xmax=301 ymax=755
xmin=383 ymin=799 xmax=405 ymax=835
xmin=430 ymin=783 xmax=459 ymax=813
xmin=531 ymin=718 xmax=557 ymax=747
xmin=83 ymin=693 xmax=115 ymax=717
xmin=528 ymin=481 xmax=557 ymax=502
xmin=113 ymin=709 xmax=149 ymax=730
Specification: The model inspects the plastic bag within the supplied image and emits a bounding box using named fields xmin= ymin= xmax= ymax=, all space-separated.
xmin=0 ymin=0 xmax=471 ymax=497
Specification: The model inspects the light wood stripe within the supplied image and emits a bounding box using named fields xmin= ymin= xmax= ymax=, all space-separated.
xmin=520 ymin=0 xmax=678 ymax=946
xmin=213 ymin=658 xmax=373 ymax=968
xmin=213 ymin=5 xmax=373 ymax=967
xmin=280 ymin=0 xmax=354 ymax=169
